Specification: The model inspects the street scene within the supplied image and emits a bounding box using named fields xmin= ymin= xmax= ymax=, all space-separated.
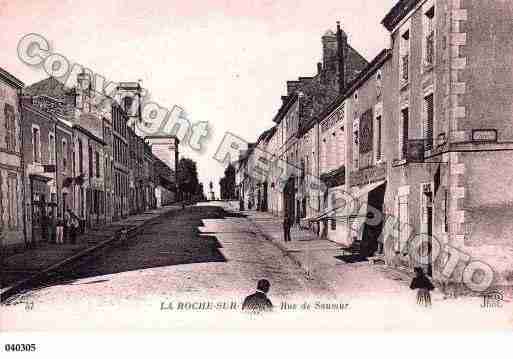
xmin=2 ymin=201 xmax=512 ymax=331
xmin=1 ymin=0 xmax=513 ymax=337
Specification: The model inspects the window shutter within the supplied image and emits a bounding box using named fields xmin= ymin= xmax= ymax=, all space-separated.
xmin=401 ymin=109 xmax=409 ymax=159
xmin=376 ymin=116 xmax=382 ymax=161
xmin=424 ymin=94 xmax=434 ymax=150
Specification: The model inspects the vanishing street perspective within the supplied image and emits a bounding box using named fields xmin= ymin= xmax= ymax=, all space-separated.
xmin=1 ymin=0 xmax=513 ymax=331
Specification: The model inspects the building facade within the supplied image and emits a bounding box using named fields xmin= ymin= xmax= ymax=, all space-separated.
xmin=0 ymin=68 xmax=25 ymax=250
xmin=238 ymin=2 xmax=513 ymax=290
xmin=381 ymin=0 xmax=513 ymax=286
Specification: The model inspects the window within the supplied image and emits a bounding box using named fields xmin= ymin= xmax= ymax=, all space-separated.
xmin=89 ymin=145 xmax=93 ymax=177
xmin=32 ymin=126 xmax=40 ymax=163
xmin=123 ymin=96 xmax=133 ymax=116
xmin=424 ymin=94 xmax=434 ymax=151
xmin=95 ymin=151 xmax=100 ymax=178
xmin=424 ymin=6 xmax=435 ymax=66
xmin=353 ymin=118 xmax=360 ymax=170
xmin=7 ymin=174 xmax=18 ymax=229
xmin=376 ymin=115 xmax=382 ymax=161
xmin=78 ymin=139 xmax=83 ymax=173
xmin=400 ymin=108 xmax=409 ymax=160
xmin=400 ymin=30 xmax=410 ymax=86
xmin=48 ymin=133 xmax=55 ymax=165
xmin=4 ymin=104 xmax=16 ymax=151
xmin=62 ymin=139 xmax=68 ymax=173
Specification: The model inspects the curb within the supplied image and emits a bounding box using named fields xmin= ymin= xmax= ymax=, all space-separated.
xmin=247 ymin=216 xmax=309 ymax=273
xmin=1 ymin=207 xmax=175 ymax=304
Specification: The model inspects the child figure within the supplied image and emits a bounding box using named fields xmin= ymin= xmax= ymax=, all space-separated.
xmin=410 ymin=267 xmax=435 ymax=307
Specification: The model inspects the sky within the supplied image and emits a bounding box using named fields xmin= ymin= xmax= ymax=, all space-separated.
xmin=1 ymin=0 xmax=397 ymax=197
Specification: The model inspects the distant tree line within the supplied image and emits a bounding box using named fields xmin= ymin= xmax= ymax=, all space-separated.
xmin=177 ymin=158 xmax=206 ymax=202
xmin=219 ymin=163 xmax=236 ymax=200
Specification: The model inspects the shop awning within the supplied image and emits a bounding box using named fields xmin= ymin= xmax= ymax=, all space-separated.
xmin=351 ymin=180 xmax=386 ymax=200
xmin=309 ymin=180 xmax=386 ymax=222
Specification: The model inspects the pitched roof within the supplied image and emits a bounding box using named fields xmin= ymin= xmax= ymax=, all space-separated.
xmin=382 ymin=0 xmax=421 ymax=32
xmin=300 ymin=48 xmax=392 ymax=135
xmin=24 ymin=77 xmax=74 ymax=101
xmin=0 ymin=67 xmax=24 ymax=88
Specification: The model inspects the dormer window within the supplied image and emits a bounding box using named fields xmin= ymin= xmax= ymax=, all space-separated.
xmin=123 ymin=96 xmax=133 ymax=116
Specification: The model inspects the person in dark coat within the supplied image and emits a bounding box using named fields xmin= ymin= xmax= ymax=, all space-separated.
xmin=283 ymin=216 xmax=292 ymax=242
xmin=242 ymin=279 xmax=273 ymax=313
xmin=410 ymin=267 xmax=435 ymax=307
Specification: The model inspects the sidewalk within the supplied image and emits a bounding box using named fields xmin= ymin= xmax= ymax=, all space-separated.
xmin=1 ymin=205 xmax=179 ymax=297
xmin=242 ymin=209 xmax=420 ymax=299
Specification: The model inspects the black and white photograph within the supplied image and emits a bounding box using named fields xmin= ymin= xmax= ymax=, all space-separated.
xmin=1 ymin=0 xmax=512 ymax=356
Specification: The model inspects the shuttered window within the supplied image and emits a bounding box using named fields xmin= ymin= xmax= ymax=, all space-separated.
xmin=401 ymin=108 xmax=409 ymax=159
xmin=376 ymin=115 xmax=382 ymax=161
xmin=4 ymin=104 xmax=16 ymax=152
xmin=424 ymin=94 xmax=434 ymax=150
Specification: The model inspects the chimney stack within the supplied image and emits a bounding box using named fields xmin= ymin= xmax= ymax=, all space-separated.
xmin=336 ymin=21 xmax=347 ymax=94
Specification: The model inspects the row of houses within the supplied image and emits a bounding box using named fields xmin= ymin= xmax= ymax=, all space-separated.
xmin=1 ymin=68 xmax=179 ymax=254
xmin=236 ymin=0 xmax=513 ymax=288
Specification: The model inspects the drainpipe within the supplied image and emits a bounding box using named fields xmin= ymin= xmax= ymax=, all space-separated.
xmin=18 ymin=95 xmax=28 ymax=248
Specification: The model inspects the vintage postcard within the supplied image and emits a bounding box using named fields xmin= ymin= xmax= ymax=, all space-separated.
xmin=1 ymin=0 xmax=512 ymax=352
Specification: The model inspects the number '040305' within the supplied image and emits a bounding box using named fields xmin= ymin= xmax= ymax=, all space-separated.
xmin=4 ymin=344 xmax=37 ymax=352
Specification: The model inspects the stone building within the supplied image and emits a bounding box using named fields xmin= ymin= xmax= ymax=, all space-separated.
xmin=0 ymin=68 xmax=25 ymax=250
xmin=264 ymin=22 xmax=369 ymax=223
xmin=145 ymin=135 xmax=179 ymax=207
xmin=21 ymin=82 xmax=76 ymax=243
xmin=108 ymin=100 xmax=129 ymax=220
xmin=381 ymin=0 xmax=513 ymax=288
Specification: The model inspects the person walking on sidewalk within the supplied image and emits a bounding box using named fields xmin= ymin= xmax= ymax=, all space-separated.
xmin=56 ymin=213 xmax=64 ymax=244
xmin=283 ymin=215 xmax=292 ymax=242
xmin=410 ymin=267 xmax=435 ymax=307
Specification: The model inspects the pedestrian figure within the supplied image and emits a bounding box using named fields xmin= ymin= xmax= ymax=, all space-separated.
xmin=410 ymin=267 xmax=435 ymax=307
xmin=41 ymin=210 xmax=49 ymax=242
xmin=56 ymin=214 xmax=64 ymax=244
xmin=63 ymin=211 xmax=70 ymax=243
xmin=242 ymin=279 xmax=273 ymax=313
xmin=283 ymin=216 xmax=292 ymax=242
xmin=68 ymin=210 xmax=79 ymax=244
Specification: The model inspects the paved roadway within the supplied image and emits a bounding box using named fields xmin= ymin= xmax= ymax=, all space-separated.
xmin=2 ymin=203 xmax=511 ymax=331
xmin=2 ymin=204 xmax=335 ymax=330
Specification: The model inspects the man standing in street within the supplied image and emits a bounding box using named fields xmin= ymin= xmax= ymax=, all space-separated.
xmin=242 ymin=279 xmax=273 ymax=313
xmin=283 ymin=215 xmax=292 ymax=242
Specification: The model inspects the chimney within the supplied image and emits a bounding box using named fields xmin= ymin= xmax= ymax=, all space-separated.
xmin=286 ymin=81 xmax=301 ymax=95
xmin=322 ymin=29 xmax=337 ymax=72
xmin=337 ymin=21 xmax=347 ymax=94
xmin=77 ymin=71 xmax=91 ymax=92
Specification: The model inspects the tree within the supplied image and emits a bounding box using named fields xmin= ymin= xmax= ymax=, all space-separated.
xmin=196 ymin=182 xmax=206 ymax=201
xmin=219 ymin=163 xmax=236 ymax=200
xmin=219 ymin=177 xmax=227 ymax=200
xmin=177 ymin=158 xmax=200 ymax=201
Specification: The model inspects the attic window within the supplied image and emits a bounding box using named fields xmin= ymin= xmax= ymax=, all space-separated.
xmin=354 ymin=92 xmax=358 ymax=100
